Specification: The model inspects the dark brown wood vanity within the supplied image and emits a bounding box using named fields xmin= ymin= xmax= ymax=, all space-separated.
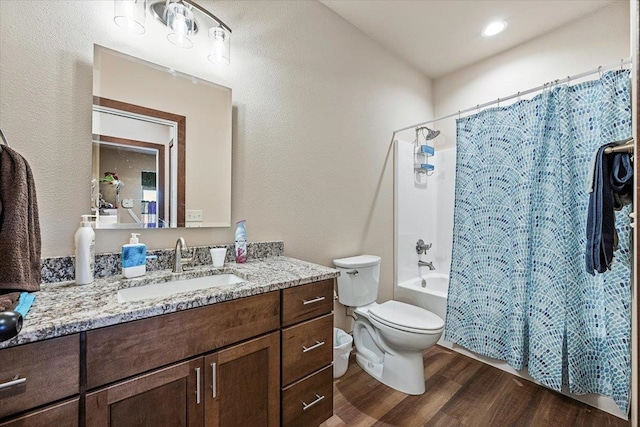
xmin=0 ymin=279 xmax=335 ymax=427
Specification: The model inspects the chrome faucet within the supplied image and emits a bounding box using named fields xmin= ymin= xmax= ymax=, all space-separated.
xmin=173 ymin=237 xmax=193 ymax=273
xmin=418 ymin=260 xmax=435 ymax=270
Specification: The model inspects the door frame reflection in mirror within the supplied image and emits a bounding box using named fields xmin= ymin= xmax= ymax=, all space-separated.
xmin=93 ymin=133 xmax=166 ymax=223
xmin=92 ymin=96 xmax=186 ymax=228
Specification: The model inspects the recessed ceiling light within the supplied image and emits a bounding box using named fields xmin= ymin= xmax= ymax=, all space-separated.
xmin=481 ymin=20 xmax=508 ymax=37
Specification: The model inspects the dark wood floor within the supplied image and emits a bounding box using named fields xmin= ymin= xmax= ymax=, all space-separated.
xmin=322 ymin=345 xmax=628 ymax=427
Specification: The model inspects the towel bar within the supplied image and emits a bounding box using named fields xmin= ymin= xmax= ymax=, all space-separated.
xmin=604 ymin=137 xmax=634 ymax=154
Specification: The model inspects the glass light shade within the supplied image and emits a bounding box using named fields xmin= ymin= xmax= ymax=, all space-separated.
xmin=208 ymin=26 xmax=230 ymax=65
xmin=114 ymin=0 xmax=146 ymax=35
xmin=166 ymin=2 xmax=195 ymax=48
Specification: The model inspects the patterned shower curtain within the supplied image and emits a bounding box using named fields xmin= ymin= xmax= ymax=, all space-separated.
xmin=445 ymin=70 xmax=632 ymax=413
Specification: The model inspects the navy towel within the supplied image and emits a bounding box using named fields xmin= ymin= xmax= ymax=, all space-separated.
xmin=585 ymin=145 xmax=634 ymax=274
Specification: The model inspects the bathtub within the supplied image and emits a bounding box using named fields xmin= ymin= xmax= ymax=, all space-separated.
xmin=395 ymin=273 xmax=449 ymax=328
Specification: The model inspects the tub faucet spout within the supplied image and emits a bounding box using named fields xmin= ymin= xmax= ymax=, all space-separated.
xmin=418 ymin=260 xmax=435 ymax=270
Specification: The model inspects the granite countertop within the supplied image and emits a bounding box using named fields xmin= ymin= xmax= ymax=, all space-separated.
xmin=0 ymin=256 xmax=339 ymax=349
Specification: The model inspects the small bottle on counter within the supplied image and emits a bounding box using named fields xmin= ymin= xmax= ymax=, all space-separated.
xmin=235 ymin=220 xmax=247 ymax=263
xmin=75 ymin=215 xmax=95 ymax=285
xmin=122 ymin=233 xmax=147 ymax=279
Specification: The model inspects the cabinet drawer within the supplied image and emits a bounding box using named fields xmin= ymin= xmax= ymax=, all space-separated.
xmin=281 ymin=279 xmax=333 ymax=327
xmin=0 ymin=398 xmax=78 ymax=427
xmin=282 ymin=365 xmax=333 ymax=427
xmin=0 ymin=334 xmax=79 ymax=418
xmin=282 ymin=314 xmax=333 ymax=386
xmin=86 ymin=292 xmax=280 ymax=389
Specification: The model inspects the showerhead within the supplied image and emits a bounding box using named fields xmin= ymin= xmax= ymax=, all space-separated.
xmin=416 ymin=126 xmax=440 ymax=141
xmin=424 ymin=127 xmax=440 ymax=140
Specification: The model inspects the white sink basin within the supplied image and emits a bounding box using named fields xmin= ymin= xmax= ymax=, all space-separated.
xmin=117 ymin=274 xmax=245 ymax=303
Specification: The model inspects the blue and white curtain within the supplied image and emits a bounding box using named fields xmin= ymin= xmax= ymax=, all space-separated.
xmin=445 ymin=70 xmax=632 ymax=413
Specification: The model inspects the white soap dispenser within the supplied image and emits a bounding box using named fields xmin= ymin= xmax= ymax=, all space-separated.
xmin=75 ymin=215 xmax=95 ymax=285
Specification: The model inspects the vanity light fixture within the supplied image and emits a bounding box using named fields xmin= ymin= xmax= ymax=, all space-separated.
xmin=114 ymin=0 xmax=232 ymax=64
xmin=481 ymin=20 xmax=508 ymax=38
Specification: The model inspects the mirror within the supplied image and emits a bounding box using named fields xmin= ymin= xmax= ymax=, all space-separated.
xmin=92 ymin=45 xmax=232 ymax=229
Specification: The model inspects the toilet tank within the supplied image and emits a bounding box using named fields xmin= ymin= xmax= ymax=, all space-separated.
xmin=333 ymin=255 xmax=381 ymax=307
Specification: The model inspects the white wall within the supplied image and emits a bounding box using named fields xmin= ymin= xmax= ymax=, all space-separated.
xmin=0 ymin=1 xmax=432 ymax=331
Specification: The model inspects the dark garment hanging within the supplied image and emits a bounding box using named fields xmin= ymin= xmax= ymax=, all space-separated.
xmin=585 ymin=144 xmax=634 ymax=275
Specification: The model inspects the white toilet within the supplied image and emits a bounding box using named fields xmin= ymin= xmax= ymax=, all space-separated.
xmin=334 ymin=255 xmax=444 ymax=395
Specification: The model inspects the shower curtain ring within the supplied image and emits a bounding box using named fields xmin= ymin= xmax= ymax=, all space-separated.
xmin=458 ymin=110 xmax=461 ymax=119
xmin=621 ymin=58 xmax=624 ymax=70
xmin=517 ymin=91 xmax=520 ymax=101
xmin=598 ymin=65 xmax=602 ymax=78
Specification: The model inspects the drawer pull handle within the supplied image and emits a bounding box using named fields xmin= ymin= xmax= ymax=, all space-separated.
xmin=302 ymin=394 xmax=325 ymax=411
xmin=303 ymin=296 xmax=325 ymax=305
xmin=211 ymin=362 xmax=217 ymax=398
xmin=195 ymin=367 xmax=201 ymax=404
xmin=302 ymin=341 xmax=325 ymax=353
xmin=0 ymin=376 xmax=26 ymax=391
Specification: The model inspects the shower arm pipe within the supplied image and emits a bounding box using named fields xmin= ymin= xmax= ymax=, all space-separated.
xmin=391 ymin=58 xmax=632 ymax=139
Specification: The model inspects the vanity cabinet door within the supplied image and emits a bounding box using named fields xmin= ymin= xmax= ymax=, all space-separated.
xmin=85 ymin=358 xmax=204 ymax=427
xmin=204 ymin=332 xmax=280 ymax=427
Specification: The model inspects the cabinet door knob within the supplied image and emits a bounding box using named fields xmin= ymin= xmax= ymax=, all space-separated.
xmin=195 ymin=367 xmax=201 ymax=404
xmin=302 ymin=394 xmax=325 ymax=411
xmin=210 ymin=362 xmax=217 ymax=398
xmin=302 ymin=340 xmax=325 ymax=353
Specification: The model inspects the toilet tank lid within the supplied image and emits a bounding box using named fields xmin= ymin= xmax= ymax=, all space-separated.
xmin=333 ymin=255 xmax=381 ymax=268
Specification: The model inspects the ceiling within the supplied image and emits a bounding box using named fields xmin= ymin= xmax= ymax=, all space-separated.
xmin=320 ymin=0 xmax=618 ymax=79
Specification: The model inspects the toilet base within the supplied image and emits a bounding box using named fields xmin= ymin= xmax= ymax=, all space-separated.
xmin=355 ymin=349 xmax=426 ymax=395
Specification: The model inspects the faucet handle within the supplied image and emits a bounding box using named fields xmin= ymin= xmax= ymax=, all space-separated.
xmin=416 ymin=239 xmax=433 ymax=254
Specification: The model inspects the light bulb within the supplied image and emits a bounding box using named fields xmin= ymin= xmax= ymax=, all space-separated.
xmin=114 ymin=0 xmax=146 ymax=35
xmin=208 ymin=26 xmax=230 ymax=65
xmin=481 ymin=20 xmax=508 ymax=38
xmin=166 ymin=2 xmax=194 ymax=48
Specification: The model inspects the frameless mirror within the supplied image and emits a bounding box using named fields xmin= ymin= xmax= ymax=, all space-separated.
xmin=92 ymin=45 xmax=232 ymax=229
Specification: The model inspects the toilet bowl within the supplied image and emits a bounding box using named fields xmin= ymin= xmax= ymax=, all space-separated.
xmin=334 ymin=255 xmax=444 ymax=395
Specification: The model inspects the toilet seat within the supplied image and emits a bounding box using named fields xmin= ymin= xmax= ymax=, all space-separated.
xmin=368 ymin=301 xmax=444 ymax=334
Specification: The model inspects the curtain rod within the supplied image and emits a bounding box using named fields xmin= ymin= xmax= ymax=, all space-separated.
xmin=392 ymin=58 xmax=632 ymax=136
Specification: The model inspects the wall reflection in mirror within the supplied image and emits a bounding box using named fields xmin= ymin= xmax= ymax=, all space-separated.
xmin=91 ymin=46 xmax=232 ymax=229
